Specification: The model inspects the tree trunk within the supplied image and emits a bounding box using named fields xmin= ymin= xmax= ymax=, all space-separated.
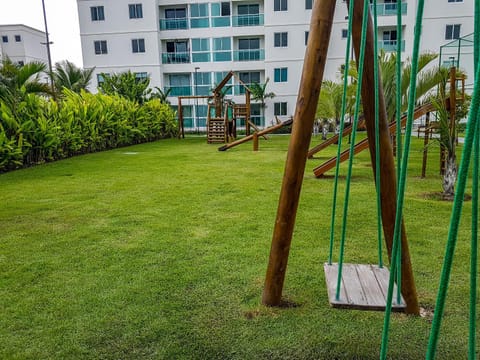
xmin=442 ymin=155 xmax=457 ymax=200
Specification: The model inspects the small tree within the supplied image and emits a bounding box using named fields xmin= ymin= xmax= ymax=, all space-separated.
xmin=150 ymin=87 xmax=171 ymax=105
xmin=429 ymin=70 xmax=469 ymax=200
xmin=51 ymin=60 xmax=94 ymax=95
xmin=249 ymin=77 xmax=275 ymax=119
xmin=98 ymin=71 xmax=151 ymax=104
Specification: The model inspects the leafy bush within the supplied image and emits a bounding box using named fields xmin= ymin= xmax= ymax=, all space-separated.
xmin=0 ymin=90 xmax=177 ymax=172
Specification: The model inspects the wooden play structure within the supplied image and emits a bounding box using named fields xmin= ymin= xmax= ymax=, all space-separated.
xmin=176 ymin=71 xmax=253 ymax=144
xmin=218 ymin=116 xmax=293 ymax=151
xmin=262 ymin=0 xmax=480 ymax=357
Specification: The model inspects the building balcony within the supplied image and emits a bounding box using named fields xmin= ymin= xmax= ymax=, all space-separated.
xmin=190 ymin=17 xmax=209 ymax=28
xmin=212 ymin=51 xmax=232 ymax=62
xmin=378 ymin=40 xmax=405 ymax=52
xmin=165 ymin=86 xmax=192 ymax=96
xmin=159 ymin=18 xmax=188 ymax=30
xmin=192 ymin=52 xmax=211 ymax=63
xmin=233 ymin=49 xmax=265 ymax=61
xmin=232 ymin=14 xmax=264 ymax=27
xmin=162 ymin=52 xmax=190 ymax=64
xmin=372 ymin=2 xmax=407 ymax=16
xmin=211 ymin=16 xmax=231 ymax=27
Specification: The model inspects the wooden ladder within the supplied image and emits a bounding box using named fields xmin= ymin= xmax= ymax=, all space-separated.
xmin=207 ymin=104 xmax=227 ymax=144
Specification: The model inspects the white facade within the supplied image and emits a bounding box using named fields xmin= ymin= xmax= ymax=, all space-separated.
xmin=77 ymin=0 xmax=475 ymax=129
xmin=0 ymin=24 xmax=48 ymax=65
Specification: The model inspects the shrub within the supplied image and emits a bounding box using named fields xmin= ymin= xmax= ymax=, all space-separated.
xmin=0 ymin=90 xmax=178 ymax=173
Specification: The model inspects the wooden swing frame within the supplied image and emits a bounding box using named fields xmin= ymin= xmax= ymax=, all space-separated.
xmin=262 ymin=0 xmax=420 ymax=315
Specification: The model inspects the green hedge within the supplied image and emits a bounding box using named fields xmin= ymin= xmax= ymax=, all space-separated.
xmin=0 ymin=90 xmax=177 ymax=172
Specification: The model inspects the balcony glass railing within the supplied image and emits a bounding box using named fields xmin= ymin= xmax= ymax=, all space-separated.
xmin=372 ymin=2 xmax=407 ymax=16
xmin=378 ymin=40 xmax=405 ymax=52
xmin=190 ymin=17 xmax=209 ymax=28
xmin=160 ymin=18 xmax=188 ymax=30
xmin=232 ymin=14 xmax=264 ymax=27
xmin=211 ymin=16 xmax=231 ymax=27
xmin=233 ymin=49 xmax=265 ymax=61
xmin=213 ymin=51 xmax=232 ymax=62
xmin=162 ymin=52 xmax=191 ymax=64
xmin=165 ymin=86 xmax=192 ymax=96
xmin=192 ymin=52 xmax=211 ymax=62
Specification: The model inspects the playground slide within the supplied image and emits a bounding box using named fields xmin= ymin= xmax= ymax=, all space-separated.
xmin=218 ymin=118 xmax=293 ymax=151
xmin=312 ymin=103 xmax=435 ymax=178
xmin=308 ymin=117 xmax=366 ymax=159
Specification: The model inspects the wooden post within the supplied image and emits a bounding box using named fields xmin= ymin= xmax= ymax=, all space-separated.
xmin=262 ymin=0 xmax=337 ymax=306
xmin=178 ymin=97 xmax=185 ymax=139
xmin=349 ymin=0 xmax=419 ymax=314
xmin=253 ymin=132 xmax=259 ymax=151
xmin=246 ymin=90 xmax=251 ymax=136
xmin=421 ymin=112 xmax=430 ymax=178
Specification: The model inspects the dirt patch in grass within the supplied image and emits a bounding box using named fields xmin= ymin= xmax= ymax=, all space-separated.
xmin=419 ymin=192 xmax=472 ymax=202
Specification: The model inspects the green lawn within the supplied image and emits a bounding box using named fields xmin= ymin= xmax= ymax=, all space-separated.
xmin=0 ymin=134 xmax=476 ymax=359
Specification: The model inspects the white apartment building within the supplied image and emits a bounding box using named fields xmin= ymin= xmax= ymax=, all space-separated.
xmin=0 ymin=24 xmax=48 ymax=66
xmin=77 ymin=0 xmax=474 ymax=130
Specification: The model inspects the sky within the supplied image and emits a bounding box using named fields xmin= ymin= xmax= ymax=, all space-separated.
xmin=0 ymin=0 xmax=83 ymax=67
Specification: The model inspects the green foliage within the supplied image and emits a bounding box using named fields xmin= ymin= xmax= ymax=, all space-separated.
xmin=0 ymin=57 xmax=51 ymax=107
xmin=0 ymin=90 xmax=177 ymax=172
xmin=98 ymin=71 xmax=151 ymax=104
xmin=52 ymin=60 xmax=95 ymax=95
xmin=249 ymin=77 xmax=275 ymax=108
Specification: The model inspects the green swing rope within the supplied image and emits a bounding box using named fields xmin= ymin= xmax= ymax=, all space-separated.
xmin=373 ymin=0 xmax=383 ymax=269
xmin=327 ymin=1 xmax=355 ymax=265
xmin=380 ymin=0 xmax=425 ymax=358
xmin=335 ymin=0 xmax=370 ymax=301
xmin=426 ymin=59 xmax=480 ymax=360
xmin=469 ymin=3 xmax=479 ymax=358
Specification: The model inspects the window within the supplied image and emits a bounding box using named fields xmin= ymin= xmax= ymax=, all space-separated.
xmin=274 ymin=68 xmax=288 ymax=82
xmin=238 ymin=4 xmax=259 ymax=15
xmin=94 ymin=40 xmax=108 ymax=55
xmin=135 ymin=72 xmax=148 ymax=82
xmin=341 ymin=29 xmax=348 ymax=39
xmin=193 ymin=72 xmax=211 ymax=96
xmin=165 ymin=8 xmax=187 ymax=19
xmin=90 ymin=6 xmax=105 ymax=21
xmin=221 ymin=2 xmax=230 ymax=15
xmin=14 ymin=35 xmax=21 ymax=42
xmin=239 ymin=71 xmax=260 ymax=94
xmin=274 ymin=102 xmax=288 ymax=116
xmin=18 ymin=61 xmax=24 ymax=66
xmin=190 ymin=3 xmax=209 ymax=28
xmin=306 ymin=0 xmax=313 ymax=9
xmin=274 ymin=0 xmax=288 ymax=11
xmin=192 ymin=38 xmax=210 ymax=62
xmin=97 ymin=73 xmax=109 ymax=86
xmin=132 ymin=38 xmax=145 ymax=53
xmin=274 ymin=32 xmax=288 ymax=47
xmin=129 ymin=4 xmax=143 ymax=19
xmin=213 ymin=37 xmax=231 ymax=61
xmin=448 ymin=0 xmax=463 ymax=2
xmin=1 ymin=35 xmax=7 ymax=43
xmin=239 ymin=38 xmax=260 ymax=50
xmin=305 ymin=31 xmax=309 ymax=45
xmin=164 ymin=40 xmax=190 ymax=63
xmin=445 ymin=24 xmax=461 ymax=40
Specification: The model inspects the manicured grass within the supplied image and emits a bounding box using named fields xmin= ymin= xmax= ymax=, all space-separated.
xmin=0 ymin=134 xmax=476 ymax=359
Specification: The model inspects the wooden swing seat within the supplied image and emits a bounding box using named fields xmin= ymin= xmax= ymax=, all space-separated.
xmin=324 ymin=263 xmax=406 ymax=312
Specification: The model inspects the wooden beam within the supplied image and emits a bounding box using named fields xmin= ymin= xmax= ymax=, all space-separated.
xmin=349 ymin=0 xmax=419 ymax=314
xmin=262 ymin=0 xmax=337 ymax=306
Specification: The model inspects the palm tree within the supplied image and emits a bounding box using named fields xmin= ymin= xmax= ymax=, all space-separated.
xmin=98 ymin=71 xmax=151 ymax=104
xmin=0 ymin=57 xmax=51 ymax=107
xmin=249 ymin=77 xmax=275 ymax=119
xmin=379 ymin=51 xmax=445 ymax=121
xmin=150 ymin=86 xmax=171 ymax=104
xmin=51 ymin=60 xmax=94 ymax=95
